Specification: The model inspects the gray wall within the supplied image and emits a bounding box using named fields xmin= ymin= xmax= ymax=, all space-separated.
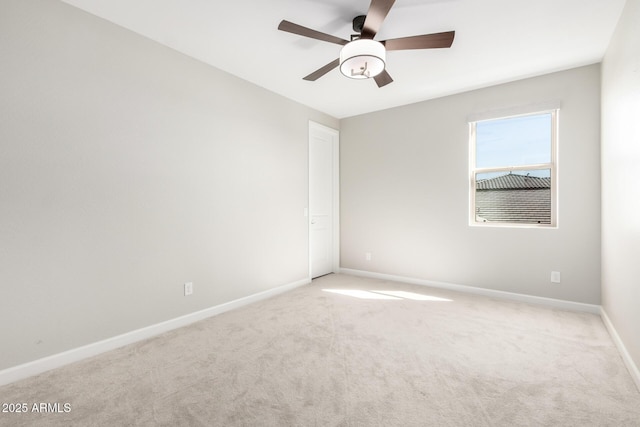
xmin=601 ymin=0 xmax=640 ymax=376
xmin=341 ymin=65 xmax=601 ymax=304
xmin=0 ymin=0 xmax=337 ymax=370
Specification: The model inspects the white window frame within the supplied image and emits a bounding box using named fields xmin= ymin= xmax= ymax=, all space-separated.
xmin=469 ymin=108 xmax=559 ymax=228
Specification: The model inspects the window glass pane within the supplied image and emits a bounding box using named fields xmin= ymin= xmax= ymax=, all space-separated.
xmin=475 ymin=170 xmax=551 ymax=224
xmin=476 ymin=114 xmax=551 ymax=168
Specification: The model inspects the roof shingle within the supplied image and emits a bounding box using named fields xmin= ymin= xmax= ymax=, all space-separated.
xmin=477 ymin=173 xmax=550 ymax=190
xmin=475 ymin=173 xmax=551 ymax=224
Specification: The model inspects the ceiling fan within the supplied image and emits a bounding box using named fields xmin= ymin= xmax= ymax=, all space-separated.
xmin=277 ymin=0 xmax=455 ymax=88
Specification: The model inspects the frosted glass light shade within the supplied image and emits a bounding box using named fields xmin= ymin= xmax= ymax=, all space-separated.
xmin=339 ymin=39 xmax=386 ymax=79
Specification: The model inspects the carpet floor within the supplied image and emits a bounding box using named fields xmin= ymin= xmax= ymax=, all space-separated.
xmin=1 ymin=273 xmax=639 ymax=426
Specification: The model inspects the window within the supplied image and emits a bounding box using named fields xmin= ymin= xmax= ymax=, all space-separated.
xmin=469 ymin=109 xmax=558 ymax=227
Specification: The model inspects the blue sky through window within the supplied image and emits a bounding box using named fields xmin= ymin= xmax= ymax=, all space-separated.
xmin=476 ymin=113 xmax=551 ymax=178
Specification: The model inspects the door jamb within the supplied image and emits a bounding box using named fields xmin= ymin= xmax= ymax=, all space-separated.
xmin=308 ymin=121 xmax=340 ymax=279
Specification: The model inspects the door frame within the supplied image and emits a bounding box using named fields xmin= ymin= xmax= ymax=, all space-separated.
xmin=308 ymin=120 xmax=340 ymax=278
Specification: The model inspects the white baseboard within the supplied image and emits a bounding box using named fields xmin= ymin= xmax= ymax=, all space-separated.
xmin=5 ymin=271 xmax=636 ymax=394
xmin=0 ymin=277 xmax=311 ymax=387
xmin=339 ymin=268 xmax=600 ymax=314
xmin=600 ymin=308 xmax=640 ymax=393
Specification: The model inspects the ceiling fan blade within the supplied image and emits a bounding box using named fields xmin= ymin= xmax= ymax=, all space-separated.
xmin=278 ymin=20 xmax=349 ymax=46
xmin=374 ymin=69 xmax=393 ymax=88
xmin=303 ymin=58 xmax=340 ymax=81
xmin=382 ymin=31 xmax=455 ymax=51
xmin=361 ymin=0 xmax=396 ymax=39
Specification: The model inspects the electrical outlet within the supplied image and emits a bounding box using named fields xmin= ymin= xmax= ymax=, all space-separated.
xmin=550 ymin=271 xmax=561 ymax=284
xmin=184 ymin=282 xmax=193 ymax=296
xmin=365 ymin=252 xmax=372 ymax=261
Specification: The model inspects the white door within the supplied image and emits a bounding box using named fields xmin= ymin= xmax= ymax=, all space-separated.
xmin=309 ymin=122 xmax=339 ymax=278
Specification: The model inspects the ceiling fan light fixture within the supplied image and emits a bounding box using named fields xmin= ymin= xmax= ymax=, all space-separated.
xmin=339 ymin=39 xmax=386 ymax=79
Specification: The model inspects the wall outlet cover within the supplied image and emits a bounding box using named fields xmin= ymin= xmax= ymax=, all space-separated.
xmin=184 ymin=282 xmax=193 ymax=296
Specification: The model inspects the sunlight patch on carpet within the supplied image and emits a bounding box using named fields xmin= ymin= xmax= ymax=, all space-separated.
xmin=372 ymin=290 xmax=452 ymax=301
xmin=322 ymin=289 xmax=452 ymax=301
xmin=322 ymin=289 xmax=401 ymax=299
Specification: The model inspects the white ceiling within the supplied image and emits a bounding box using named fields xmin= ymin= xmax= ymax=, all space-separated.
xmin=61 ymin=0 xmax=626 ymax=119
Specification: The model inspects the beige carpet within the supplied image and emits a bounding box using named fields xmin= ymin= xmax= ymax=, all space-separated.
xmin=1 ymin=273 xmax=639 ymax=426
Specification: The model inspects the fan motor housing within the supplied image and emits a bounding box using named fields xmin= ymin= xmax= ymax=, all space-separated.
xmin=352 ymin=15 xmax=366 ymax=33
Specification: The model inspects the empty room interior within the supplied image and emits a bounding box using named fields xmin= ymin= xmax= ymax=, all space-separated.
xmin=1 ymin=0 xmax=640 ymax=425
